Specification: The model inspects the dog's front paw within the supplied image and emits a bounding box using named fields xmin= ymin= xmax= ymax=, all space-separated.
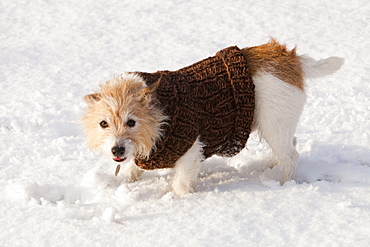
xmin=119 ymin=161 xmax=144 ymax=183
xmin=172 ymin=180 xmax=196 ymax=197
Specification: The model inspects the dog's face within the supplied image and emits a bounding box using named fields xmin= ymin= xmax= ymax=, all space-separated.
xmin=81 ymin=74 xmax=165 ymax=164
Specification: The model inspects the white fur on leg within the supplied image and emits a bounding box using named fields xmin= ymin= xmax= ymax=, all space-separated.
xmin=172 ymin=138 xmax=204 ymax=196
xmin=121 ymin=159 xmax=144 ymax=182
xmin=252 ymin=72 xmax=307 ymax=183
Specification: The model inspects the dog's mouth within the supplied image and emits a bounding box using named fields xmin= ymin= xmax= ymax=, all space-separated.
xmin=113 ymin=157 xmax=127 ymax=162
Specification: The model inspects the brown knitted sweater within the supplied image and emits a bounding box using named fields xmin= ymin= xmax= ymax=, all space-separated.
xmin=134 ymin=46 xmax=255 ymax=170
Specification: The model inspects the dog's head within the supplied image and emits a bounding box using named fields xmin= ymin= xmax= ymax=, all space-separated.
xmin=81 ymin=73 xmax=165 ymax=163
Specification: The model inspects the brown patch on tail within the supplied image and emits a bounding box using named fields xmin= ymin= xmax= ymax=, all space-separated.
xmin=241 ymin=38 xmax=304 ymax=90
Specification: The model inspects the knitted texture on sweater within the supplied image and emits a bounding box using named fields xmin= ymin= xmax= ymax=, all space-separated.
xmin=134 ymin=46 xmax=255 ymax=170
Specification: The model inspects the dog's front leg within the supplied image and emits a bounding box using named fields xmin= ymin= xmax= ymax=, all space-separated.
xmin=172 ymin=138 xmax=204 ymax=196
xmin=121 ymin=159 xmax=144 ymax=182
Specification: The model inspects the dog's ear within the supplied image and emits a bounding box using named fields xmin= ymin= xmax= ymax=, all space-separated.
xmin=139 ymin=75 xmax=162 ymax=101
xmin=144 ymin=75 xmax=162 ymax=94
xmin=84 ymin=93 xmax=101 ymax=105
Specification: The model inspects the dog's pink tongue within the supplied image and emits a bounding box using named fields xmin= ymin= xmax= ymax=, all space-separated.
xmin=113 ymin=157 xmax=126 ymax=162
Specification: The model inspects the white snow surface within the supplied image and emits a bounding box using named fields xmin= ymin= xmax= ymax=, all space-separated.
xmin=1 ymin=0 xmax=370 ymax=246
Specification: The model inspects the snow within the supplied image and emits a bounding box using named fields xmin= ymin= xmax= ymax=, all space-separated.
xmin=1 ymin=0 xmax=369 ymax=246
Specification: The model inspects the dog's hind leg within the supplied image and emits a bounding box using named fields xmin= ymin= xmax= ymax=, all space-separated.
xmin=172 ymin=138 xmax=204 ymax=196
xmin=252 ymin=72 xmax=307 ymax=183
xmin=268 ymin=139 xmax=300 ymax=183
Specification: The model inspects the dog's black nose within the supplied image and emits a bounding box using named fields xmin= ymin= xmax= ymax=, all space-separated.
xmin=111 ymin=146 xmax=125 ymax=157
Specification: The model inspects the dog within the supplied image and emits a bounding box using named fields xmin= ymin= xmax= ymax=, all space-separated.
xmin=81 ymin=39 xmax=344 ymax=196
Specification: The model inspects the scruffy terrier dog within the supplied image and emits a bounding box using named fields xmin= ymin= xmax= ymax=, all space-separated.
xmin=82 ymin=39 xmax=343 ymax=196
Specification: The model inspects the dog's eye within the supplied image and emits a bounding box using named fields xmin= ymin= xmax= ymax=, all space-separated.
xmin=100 ymin=120 xmax=109 ymax=129
xmin=126 ymin=119 xmax=136 ymax=127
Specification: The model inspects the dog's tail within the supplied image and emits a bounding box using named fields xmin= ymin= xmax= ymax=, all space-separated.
xmin=300 ymin=55 xmax=344 ymax=79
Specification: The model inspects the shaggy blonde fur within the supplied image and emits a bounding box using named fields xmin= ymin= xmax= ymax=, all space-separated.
xmin=81 ymin=73 xmax=166 ymax=160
